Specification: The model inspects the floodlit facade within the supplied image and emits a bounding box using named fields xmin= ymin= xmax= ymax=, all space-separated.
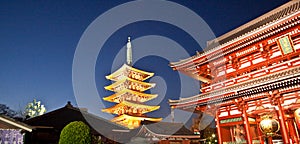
xmin=169 ymin=1 xmax=300 ymax=143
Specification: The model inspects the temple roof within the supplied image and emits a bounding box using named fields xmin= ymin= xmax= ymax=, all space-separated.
xmin=25 ymin=102 xmax=128 ymax=135
xmin=135 ymin=122 xmax=199 ymax=138
xmin=103 ymin=88 xmax=158 ymax=103
xmin=106 ymin=64 xmax=154 ymax=81
xmin=104 ymin=77 xmax=155 ymax=92
xmin=170 ymin=0 xmax=300 ymax=68
xmin=102 ymin=100 xmax=160 ymax=115
xmin=0 ymin=115 xmax=33 ymax=132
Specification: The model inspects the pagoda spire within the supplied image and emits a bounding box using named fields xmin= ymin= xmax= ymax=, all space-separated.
xmin=126 ymin=37 xmax=132 ymax=66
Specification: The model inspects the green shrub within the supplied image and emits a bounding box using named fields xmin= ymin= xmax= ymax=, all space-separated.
xmin=59 ymin=121 xmax=91 ymax=144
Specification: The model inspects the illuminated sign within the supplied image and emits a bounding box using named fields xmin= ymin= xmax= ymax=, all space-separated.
xmin=277 ymin=35 xmax=295 ymax=55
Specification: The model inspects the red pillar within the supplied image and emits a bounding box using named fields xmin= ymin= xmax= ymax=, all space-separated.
xmin=256 ymin=119 xmax=265 ymax=144
xmin=287 ymin=119 xmax=299 ymax=143
xmin=293 ymin=120 xmax=300 ymax=143
xmin=267 ymin=136 xmax=273 ymax=144
xmin=242 ymin=108 xmax=253 ymax=144
xmin=277 ymin=103 xmax=289 ymax=144
xmin=215 ymin=110 xmax=222 ymax=144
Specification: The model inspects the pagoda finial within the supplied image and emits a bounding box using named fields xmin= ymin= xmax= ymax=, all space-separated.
xmin=126 ymin=37 xmax=132 ymax=66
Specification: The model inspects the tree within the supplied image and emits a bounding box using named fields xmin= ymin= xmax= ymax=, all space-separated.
xmin=0 ymin=104 xmax=17 ymax=118
xmin=24 ymin=99 xmax=46 ymax=118
xmin=59 ymin=121 xmax=91 ymax=144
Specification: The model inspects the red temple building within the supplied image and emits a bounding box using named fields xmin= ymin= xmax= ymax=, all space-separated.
xmin=169 ymin=1 xmax=300 ymax=144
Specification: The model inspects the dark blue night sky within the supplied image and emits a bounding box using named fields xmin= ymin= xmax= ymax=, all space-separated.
xmin=0 ymin=0 xmax=289 ymax=122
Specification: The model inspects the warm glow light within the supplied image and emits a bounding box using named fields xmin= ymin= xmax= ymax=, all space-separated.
xmin=103 ymin=58 xmax=161 ymax=129
xmin=259 ymin=116 xmax=280 ymax=136
xmin=294 ymin=108 xmax=300 ymax=130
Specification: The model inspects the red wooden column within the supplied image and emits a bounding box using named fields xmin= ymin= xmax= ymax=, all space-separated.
xmin=242 ymin=107 xmax=252 ymax=144
xmin=268 ymin=90 xmax=289 ymax=143
xmin=215 ymin=110 xmax=222 ymax=144
xmin=287 ymin=118 xmax=299 ymax=143
xmin=277 ymin=103 xmax=289 ymax=144
xmin=256 ymin=118 xmax=265 ymax=144
xmin=235 ymin=98 xmax=252 ymax=143
xmin=267 ymin=137 xmax=273 ymax=144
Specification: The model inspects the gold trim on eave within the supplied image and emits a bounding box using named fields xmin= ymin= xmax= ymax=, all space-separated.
xmin=104 ymin=77 xmax=156 ymax=92
xmin=111 ymin=114 xmax=162 ymax=129
xmin=103 ymin=88 xmax=158 ymax=103
xmin=111 ymin=114 xmax=162 ymax=122
xmin=102 ymin=100 xmax=160 ymax=114
xmin=106 ymin=64 xmax=154 ymax=81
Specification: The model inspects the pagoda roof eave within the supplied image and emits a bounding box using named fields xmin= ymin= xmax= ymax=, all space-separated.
xmin=102 ymin=100 xmax=160 ymax=114
xmin=104 ymin=77 xmax=156 ymax=92
xmin=103 ymin=88 xmax=158 ymax=103
xmin=106 ymin=64 xmax=154 ymax=81
xmin=111 ymin=114 xmax=162 ymax=122
xmin=111 ymin=114 xmax=162 ymax=129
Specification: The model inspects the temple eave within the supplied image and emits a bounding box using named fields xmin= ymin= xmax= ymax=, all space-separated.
xmin=105 ymin=64 xmax=154 ymax=81
xmin=104 ymin=78 xmax=156 ymax=92
xmin=102 ymin=101 xmax=160 ymax=115
xmin=103 ymin=90 xmax=158 ymax=103
xmin=111 ymin=114 xmax=162 ymax=122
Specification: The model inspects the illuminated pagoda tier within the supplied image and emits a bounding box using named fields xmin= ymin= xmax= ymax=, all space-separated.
xmin=102 ymin=37 xmax=162 ymax=129
xmin=169 ymin=1 xmax=300 ymax=144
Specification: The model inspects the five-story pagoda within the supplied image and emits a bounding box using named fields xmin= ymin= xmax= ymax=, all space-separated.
xmin=102 ymin=37 xmax=162 ymax=129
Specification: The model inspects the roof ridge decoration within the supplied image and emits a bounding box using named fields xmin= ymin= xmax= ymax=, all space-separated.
xmin=127 ymin=37 xmax=133 ymax=66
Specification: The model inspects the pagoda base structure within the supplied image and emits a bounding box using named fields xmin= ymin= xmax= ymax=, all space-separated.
xmin=111 ymin=114 xmax=162 ymax=129
xmin=169 ymin=1 xmax=300 ymax=144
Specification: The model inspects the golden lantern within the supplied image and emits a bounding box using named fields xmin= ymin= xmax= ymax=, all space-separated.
xmin=259 ymin=115 xmax=280 ymax=136
xmin=294 ymin=108 xmax=300 ymax=130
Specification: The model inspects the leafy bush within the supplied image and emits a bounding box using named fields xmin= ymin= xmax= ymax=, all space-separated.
xmin=59 ymin=121 xmax=91 ymax=144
